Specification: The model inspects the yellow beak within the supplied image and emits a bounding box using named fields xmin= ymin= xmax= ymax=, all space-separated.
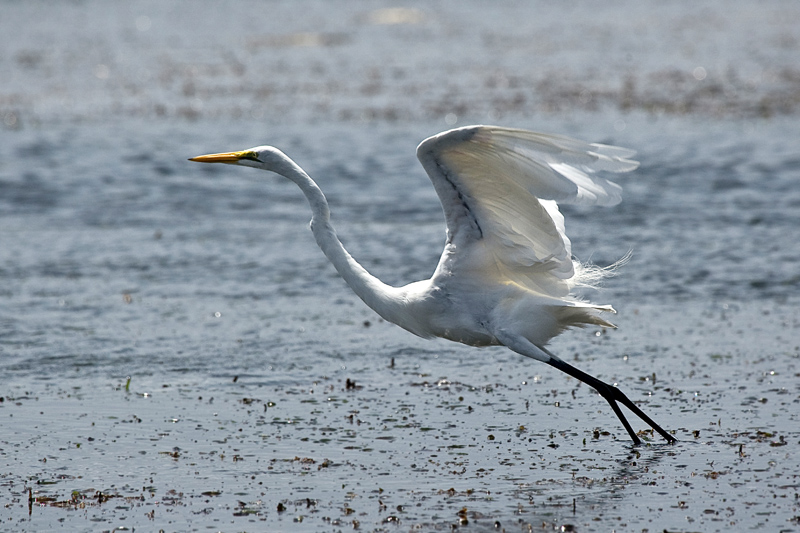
xmin=189 ymin=150 xmax=254 ymax=164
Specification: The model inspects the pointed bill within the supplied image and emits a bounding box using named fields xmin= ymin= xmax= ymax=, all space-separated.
xmin=189 ymin=150 xmax=256 ymax=163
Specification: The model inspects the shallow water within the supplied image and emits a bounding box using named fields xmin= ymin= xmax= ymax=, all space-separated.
xmin=2 ymin=1 xmax=800 ymax=531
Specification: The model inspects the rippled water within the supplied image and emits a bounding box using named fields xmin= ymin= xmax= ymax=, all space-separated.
xmin=2 ymin=1 xmax=799 ymax=531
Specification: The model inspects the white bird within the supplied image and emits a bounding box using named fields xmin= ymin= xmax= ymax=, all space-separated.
xmin=190 ymin=125 xmax=675 ymax=445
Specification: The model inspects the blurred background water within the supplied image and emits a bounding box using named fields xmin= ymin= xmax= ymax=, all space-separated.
xmin=1 ymin=1 xmax=799 ymax=531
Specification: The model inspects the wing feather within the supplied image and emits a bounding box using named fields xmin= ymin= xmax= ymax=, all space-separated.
xmin=416 ymin=125 xmax=638 ymax=296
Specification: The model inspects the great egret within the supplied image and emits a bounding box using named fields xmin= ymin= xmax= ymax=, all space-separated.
xmin=191 ymin=125 xmax=675 ymax=445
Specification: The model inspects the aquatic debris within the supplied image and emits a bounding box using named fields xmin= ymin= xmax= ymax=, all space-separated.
xmin=770 ymin=435 xmax=787 ymax=447
xmin=233 ymin=501 xmax=261 ymax=516
xmin=457 ymin=506 xmax=469 ymax=525
xmin=28 ymin=488 xmax=131 ymax=511
xmin=159 ymin=448 xmax=181 ymax=459
xmin=233 ymin=500 xmax=263 ymax=517
xmin=345 ymin=378 xmax=361 ymax=390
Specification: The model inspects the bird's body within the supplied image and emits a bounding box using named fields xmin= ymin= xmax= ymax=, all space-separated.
xmin=191 ymin=125 xmax=675 ymax=445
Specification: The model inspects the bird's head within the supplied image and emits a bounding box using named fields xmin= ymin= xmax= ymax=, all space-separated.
xmin=189 ymin=146 xmax=291 ymax=173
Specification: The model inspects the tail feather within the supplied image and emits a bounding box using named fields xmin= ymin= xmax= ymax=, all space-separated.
xmin=553 ymin=305 xmax=617 ymax=334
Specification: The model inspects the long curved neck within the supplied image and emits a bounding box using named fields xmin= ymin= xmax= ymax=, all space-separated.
xmin=275 ymin=157 xmax=404 ymax=320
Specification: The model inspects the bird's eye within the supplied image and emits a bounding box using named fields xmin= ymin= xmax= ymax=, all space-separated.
xmin=242 ymin=150 xmax=260 ymax=161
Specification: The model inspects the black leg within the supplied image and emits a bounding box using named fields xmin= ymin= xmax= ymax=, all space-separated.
xmin=545 ymin=356 xmax=676 ymax=444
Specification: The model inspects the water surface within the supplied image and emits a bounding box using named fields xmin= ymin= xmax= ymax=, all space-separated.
xmin=1 ymin=1 xmax=799 ymax=531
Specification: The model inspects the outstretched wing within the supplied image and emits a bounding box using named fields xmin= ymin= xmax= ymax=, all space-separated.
xmin=416 ymin=125 xmax=638 ymax=297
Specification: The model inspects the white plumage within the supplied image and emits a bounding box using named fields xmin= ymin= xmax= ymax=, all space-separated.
xmin=190 ymin=125 xmax=675 ymax=445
